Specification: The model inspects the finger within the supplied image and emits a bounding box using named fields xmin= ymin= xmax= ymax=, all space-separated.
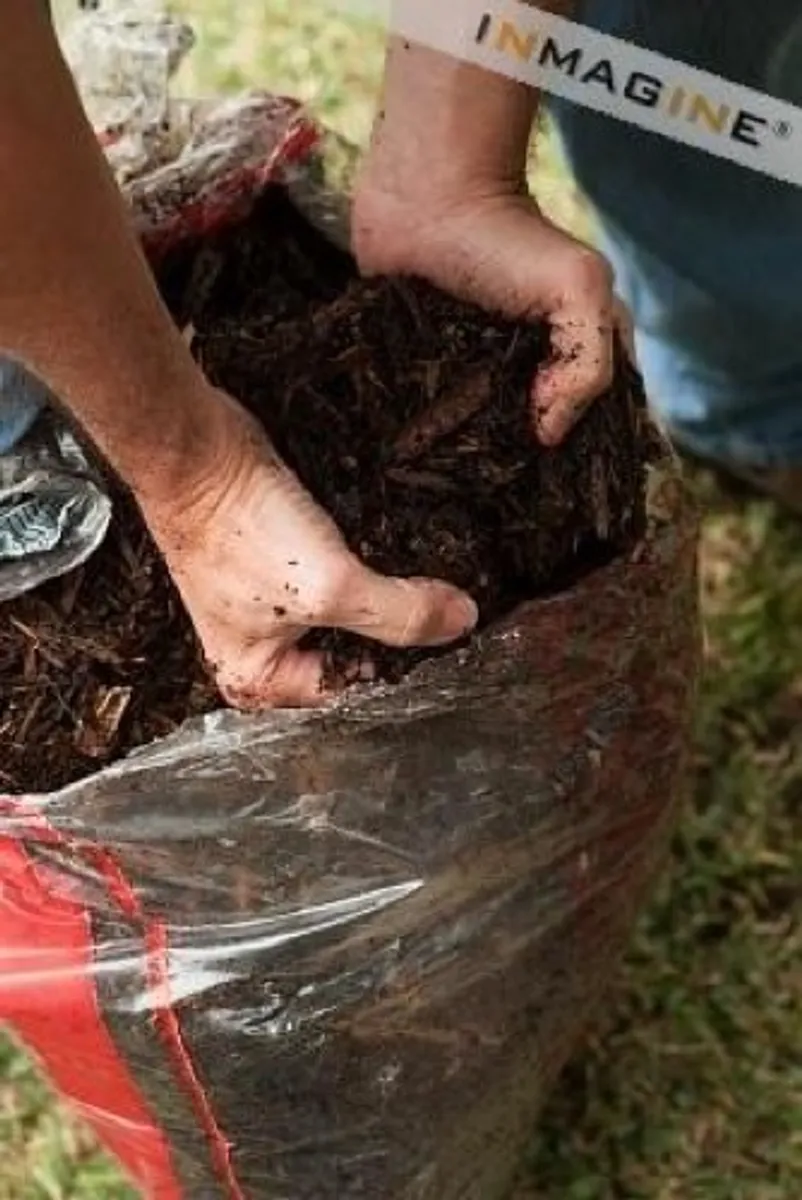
xmin=533 ymin=312 xmax=616 ymax=446
xmin=215 ymin=642 xmax=335 ymax=711
xmin=532 ymin=253 xmax=616 ymax=447
xmin=325 ymin=568 xmax=479 ymax=649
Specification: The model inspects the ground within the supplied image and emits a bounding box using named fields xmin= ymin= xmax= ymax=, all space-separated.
xmin=1 ymin=3 xmax=800 ymax=1197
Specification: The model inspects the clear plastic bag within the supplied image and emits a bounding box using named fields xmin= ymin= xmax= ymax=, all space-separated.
xmin=63 ymin=0 xmax=322 ymax=257
xmin=0 ymin=455 xmax=699 ymax=1196
xmin=123 ymin=90 xmax=321 ymax=262
xmin=0 ymin=414 xmax=112 ymax=602
xmin=62 ymin=0 xmax=196 ymax=183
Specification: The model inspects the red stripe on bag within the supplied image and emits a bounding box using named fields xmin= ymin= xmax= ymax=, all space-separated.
xmin=136 ymin=112 xmax=321 ymax=263
xmin=81 ymin=844 xmax=246 ymax=1200
xmin=0 ymin=832 xmax=182 ymax=1198
xmin=0 ymin=798 xmax=244 ymax=1198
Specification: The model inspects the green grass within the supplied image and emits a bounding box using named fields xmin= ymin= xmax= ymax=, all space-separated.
xmin=0 ymin=1038 xmax=137 ymax=1200
xmin=3 ymin=3 xmax=801 ymax=1196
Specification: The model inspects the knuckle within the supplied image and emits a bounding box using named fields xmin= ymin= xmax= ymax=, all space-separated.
xmin=217 ymin=671 xmax=258 ymax=710
xmin=565 ymin=247 xmax=614 ymax=302
xmin=220 ymin=684 xmax=261 ymax=713
xmin=302 ymin=557 xmax=357 ymax=622
xmin=219 ymin=664 xmax=283 ymax=712
xmin=393 ymin=582 xmax=433 ymax=647
xmin=212 ymin=645 xmax=275 ymax=709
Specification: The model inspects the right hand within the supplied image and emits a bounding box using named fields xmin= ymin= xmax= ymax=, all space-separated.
xmin=354 ymin=178 xmax=631 ymax=446
xmin=138 ymin=388 xmax=478 ymax=711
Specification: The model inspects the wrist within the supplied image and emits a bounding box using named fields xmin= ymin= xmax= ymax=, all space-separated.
xmin=353 ymin=169 xmax=534 ymax=282
xmin=108 ymin=374 xmax=240 ymax=511
xmin=365 ymin=37 xmax=537 ymax=203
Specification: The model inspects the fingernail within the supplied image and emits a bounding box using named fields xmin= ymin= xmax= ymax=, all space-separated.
xmin=448 ymin=594 xmax=479 ymax=636
xmin=535 ymin=412 xmax=563 ymax=447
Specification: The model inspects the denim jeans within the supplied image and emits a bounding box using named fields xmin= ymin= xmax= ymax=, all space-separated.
xmin=592 ymin=217 xmax=802 ymax=468
xmin=548 ymin=0 xmax=802 ymax=468
xmin=0 ymin=362 xmax=50 ymax=454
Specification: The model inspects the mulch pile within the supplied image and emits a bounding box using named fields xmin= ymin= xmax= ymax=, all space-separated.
xmin=0 ymin=186 xmax=651 ymax=796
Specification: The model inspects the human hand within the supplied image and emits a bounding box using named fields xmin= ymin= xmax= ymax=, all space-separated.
xmin=138 ymin=388 xmax=478 ymax=710
xmin=353 ymin=175 xmax=631 ymax=447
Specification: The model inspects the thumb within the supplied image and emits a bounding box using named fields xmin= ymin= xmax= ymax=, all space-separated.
xmin=331 ymin=566 xmax=479 ymax=649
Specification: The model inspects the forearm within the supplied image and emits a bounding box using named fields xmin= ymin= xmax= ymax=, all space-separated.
xmin=368 ymin=1 xmax=576 ymax=195
xmin=0 ymin=0 xmax=214 ymax=502
xmin=369 ymin=41 xmax=537 ymax=197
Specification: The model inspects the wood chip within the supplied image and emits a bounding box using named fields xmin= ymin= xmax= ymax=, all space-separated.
xmin=391 ymin=370 xmax=494 ymax=463
xmin=74 ymin=686 xmax=133 ymax=760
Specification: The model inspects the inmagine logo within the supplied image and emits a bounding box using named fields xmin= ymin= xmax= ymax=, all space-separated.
xmin=326 ymin=0 xmax=802 ymax=187
xmin=476 ymin=14 xmax=768 ymax=148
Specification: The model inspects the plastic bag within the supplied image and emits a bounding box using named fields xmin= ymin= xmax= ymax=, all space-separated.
xmin=123 ymin=91 xmax=321 ymax=263
xmin=1 ymin=8 xmax=702 ymax=1193
xmin=0 ymin=414 xmax=112 ymax=602
xmin=0 ymin=97 xmax=701 ymax=1198
xmin=62 ymin=0 xmax=320 ymax=261
xmin=0 ymin=479 xmax=699 ymax=1198
xmin=61 ymin=0 xmax=196 ymax=183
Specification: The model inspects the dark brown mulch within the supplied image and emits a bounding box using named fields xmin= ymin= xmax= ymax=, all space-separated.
xmin=0 ymin=186 xmax=650 ymax=796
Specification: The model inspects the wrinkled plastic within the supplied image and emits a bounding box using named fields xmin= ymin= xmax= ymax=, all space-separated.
xmin=0 ymin=454 xmax=700 ymax=1197
xmin=123 ymin=91 xmax=321 ymax=263
xmin=280 ymin=124 xmax=360 ymax=252
xmin=62 ymin=0 xmax=196 ymax=183
xmin=0 ymin=14 xmax=701 ymax=1198
xmin=0 ymin=414 xmax=113 ymax=602
xmin=63 ymin=0 xmax=321 ymax=258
